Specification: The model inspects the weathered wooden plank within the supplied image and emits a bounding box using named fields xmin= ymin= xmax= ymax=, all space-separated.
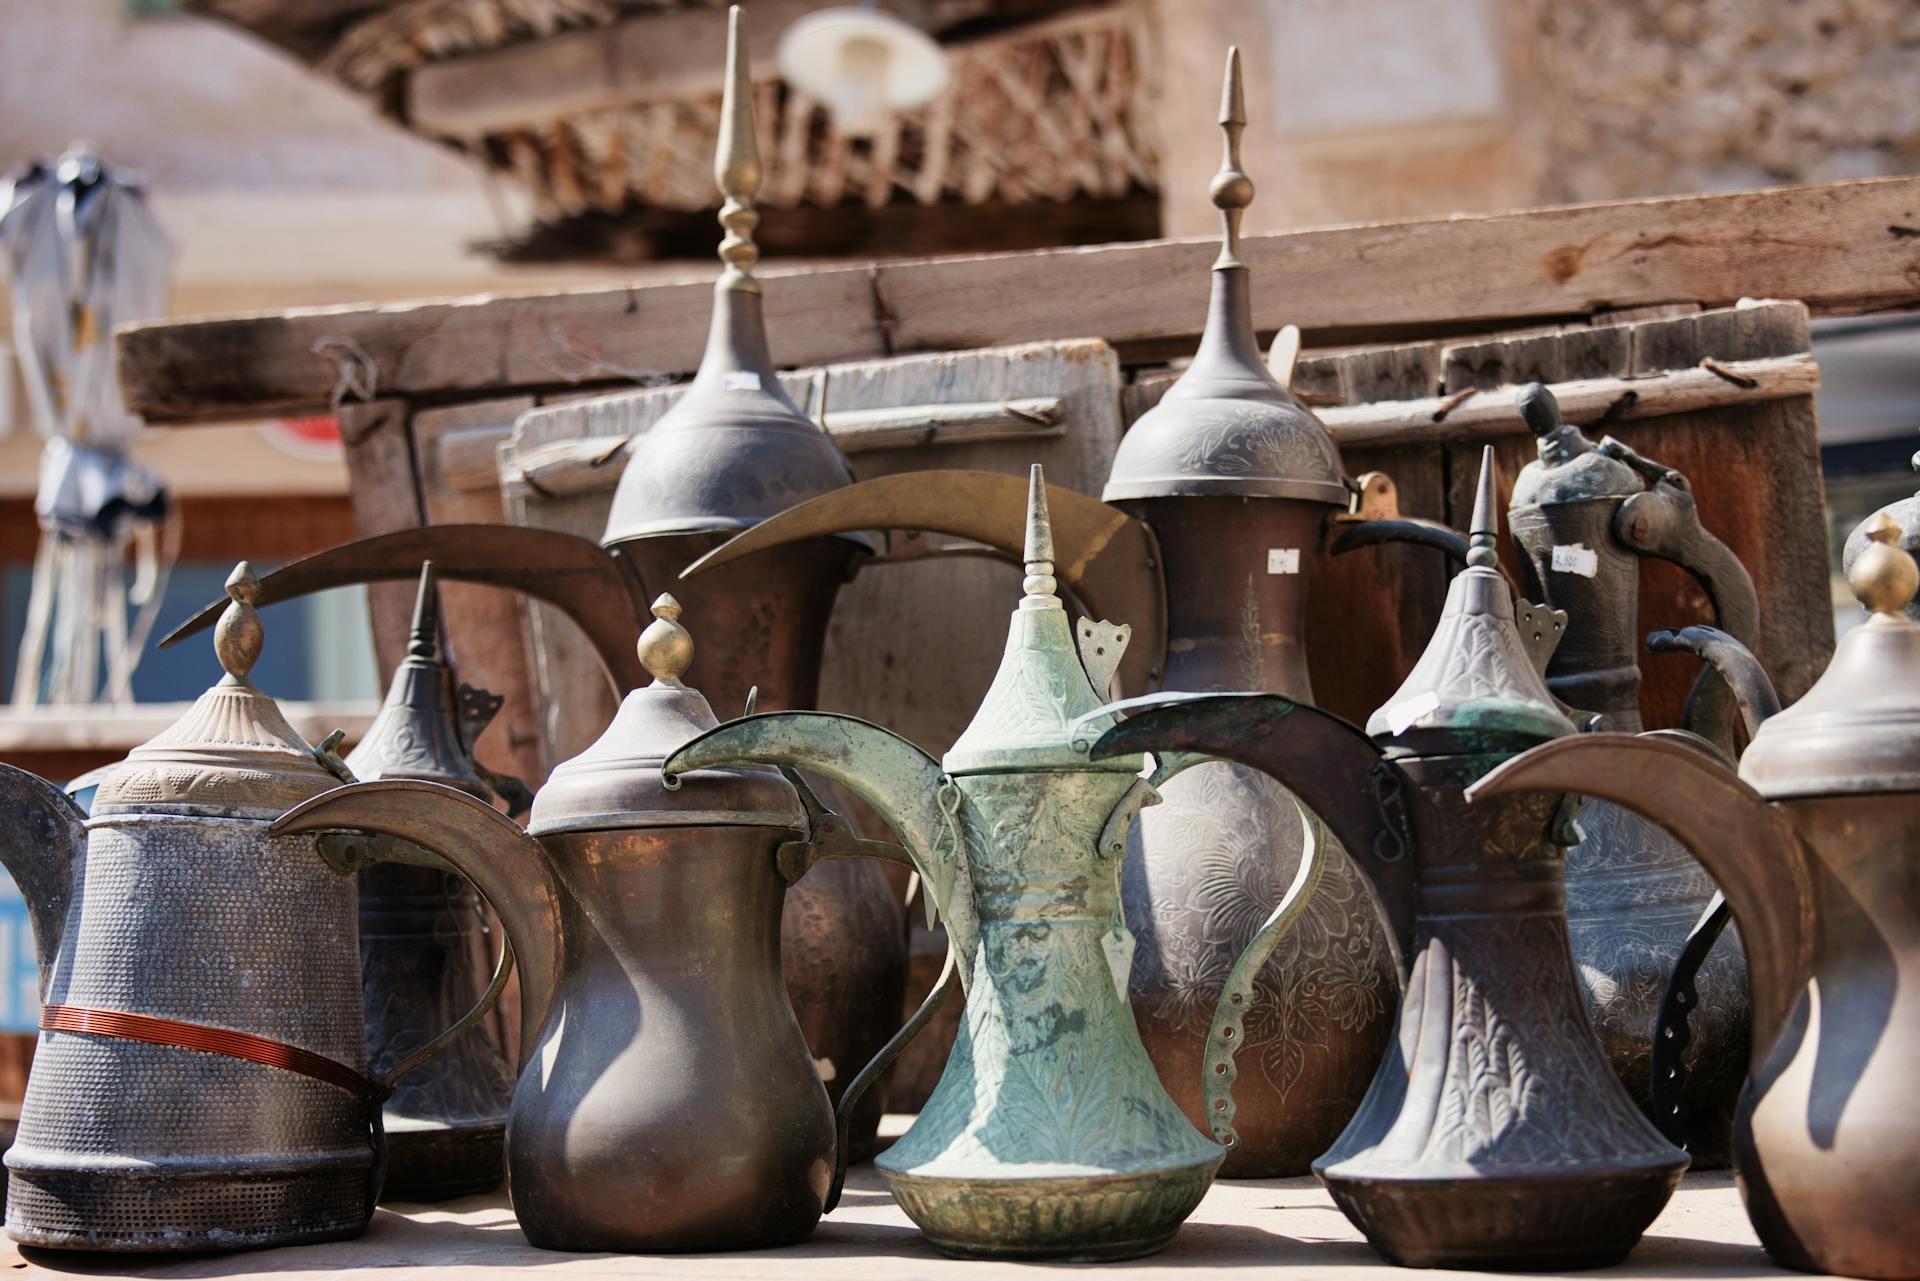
xmin=118 ymin=176 xmax=1920 ymax=424
xmin=338 ymin=400 xmax=423 ymax=682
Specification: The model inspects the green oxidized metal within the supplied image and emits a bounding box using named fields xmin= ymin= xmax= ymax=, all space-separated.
xmin=664 ymin=465 xmax=1223 ymax=1261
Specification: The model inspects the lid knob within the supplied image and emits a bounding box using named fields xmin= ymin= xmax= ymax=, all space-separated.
xmin=1517 ymin=382 xmax=1562 ymax=438
xmin=214 ymin=561 xmax=264 ymax=685
xmin=638 ymin=593 xmax=695 ymax=684
xmin=1210 ymin=46 xmax=1252 ymax=271
xmin=408 ymin=561 xmax=441 ymax=661
xmin=1851 ymin=513 xmax=1918 ymax=619
xmin=716 ymin=5 xmax=762 ymax=295
xmin=1022 ymin=464 xmax=1062 ymax=612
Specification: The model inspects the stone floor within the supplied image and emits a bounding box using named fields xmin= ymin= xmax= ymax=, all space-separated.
xmin=0 ymin=1130 xmax=1826 ymax=1280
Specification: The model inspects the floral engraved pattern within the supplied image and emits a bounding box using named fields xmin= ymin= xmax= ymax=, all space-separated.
xmin=1164 ymin=403 xmax=1342 ymax=486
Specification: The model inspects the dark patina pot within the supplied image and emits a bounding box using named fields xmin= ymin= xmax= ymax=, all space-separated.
xmin=1088 ymin=450 xmax=1687 ymax=1270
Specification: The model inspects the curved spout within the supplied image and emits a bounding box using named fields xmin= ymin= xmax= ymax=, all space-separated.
xmin=0 ymin=764 xmax=83 ymax=1000
xmin=1468 ymin=733 xmax=1812 ymax=1054
xmin=676 ymin=470 xmax=1167 ymax=696
xmin=664 ymin=711 xmax=980 ymax=977
xmin=272 ymin=780 xmax=565 ymax=1065
xmin=1087 ymin=692 xmax=1415 ymax=970
xmin=159 ymin=525 xmax=650 ymax=693
xmin=1647 ymin=624 xmax=1782 ymax=740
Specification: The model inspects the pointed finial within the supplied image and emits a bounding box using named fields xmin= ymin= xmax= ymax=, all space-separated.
xmin=408 ymin=561 xmax=441 ymax=661
xmin=715 ymin=5 xmax=763 ymax=294
xmin=1517 ymin=382 xmax=1562 ymax=438
xmin=1851 ymin=513 xmax=1918 ymax=618
xmin=1210 ymin=46 xmax=1254 ymax=271
xmin=638 ymin=593 xmax=695 ymax=683
xmin=214 ymin=561 xmax=264 ymax=684
xmin=1021 ymin=464 xmax=1062 ymax=611
xmin=1466 ymin=445 xmax=1501 ymax=569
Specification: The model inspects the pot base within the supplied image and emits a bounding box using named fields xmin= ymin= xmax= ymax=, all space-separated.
xmin=5 ymin=1164 xmax=371 ymax=1253
xmin=880 ymin=1160 xmax=1218 ymax=1261
xmin=379 ymin=1117 xmax=504 ymax=1203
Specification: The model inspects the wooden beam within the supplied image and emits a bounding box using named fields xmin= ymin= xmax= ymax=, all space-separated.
xmin=118 ymin=176 xmax=1920 ymax=425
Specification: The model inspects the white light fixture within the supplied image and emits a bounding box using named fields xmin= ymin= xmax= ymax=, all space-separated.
xmin=776 ymin=5 xmax=949 ymax=139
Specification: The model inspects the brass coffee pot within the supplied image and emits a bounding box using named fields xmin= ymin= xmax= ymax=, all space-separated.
xmin=274 ymin=595 xmax=917 ymax=1252
xmin=663 ymin=467 xmax=1224 ymax=1261
xmin=161 ymin=7 xmax=905 ymax=1157
xmin=0 ymin=566 xmax=502 ymax=1251
xmin=1086 ymin=449 xmax=1688 ymax=1270
xmin=1470 ymin=513 xmax=1920 ymax=1281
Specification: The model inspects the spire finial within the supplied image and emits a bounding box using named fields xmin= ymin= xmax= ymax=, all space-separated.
xmin=1467 ymin=445 xmax=1501 ymax=569
xmin=715 ymin=5 xmax=763 ymax=295
xmin=214 ymin=561 xmax=264 ymax=684
xmin=638 ymin=593 xmax=696 ymax=684
xmin=1851 ymin=513 xmax=1919 ymax=619
xmin=1021 ymin=464 xmax=1062 ymax=611
xmin=1211 ymin=45 xmax=1253 ymax=271
xmin=408 ymin=561 xmax=440 ymax=661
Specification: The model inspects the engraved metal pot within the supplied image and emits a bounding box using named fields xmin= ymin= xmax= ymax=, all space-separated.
xmin=1469 ymin=513 xmax=1920 ymax=1281
xmin=273 ymin=595 xmax=916 ymax=1253
xmin=0 ymin=566 xmax=500 ymax=1252
xmin=664 ymin=468 xmax=1223 ymax=1261
xmin=1087 ymin=450 xmax=1689 ymax=1270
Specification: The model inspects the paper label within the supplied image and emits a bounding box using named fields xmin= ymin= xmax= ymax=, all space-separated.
xmin=1267 ymin=548 xmax=1301 ymax=575
xmin=723 ymin=370 xmax=762 ymax=391
xmin=1385 ymin=691 xmax=1441 ymax=736
xmin=1551 ymin=543 xmax=1600 ymax=578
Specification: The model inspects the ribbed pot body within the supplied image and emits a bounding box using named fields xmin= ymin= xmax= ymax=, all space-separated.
xmin=6 ymin=814 xmax=374 ymax=1252
xmin=616 ymin=531 xmax=904 ymax=1157
xmin=1315 ymin=757 xmax=1687 ymax=1270
xmin=505 ymin=826 xmax=833 ymax=1252
xmin=878 ymin=770 xmax=1222 ymax=1261
xmin=359 ymin=864 xmax=514 ymax=1201
xmin=1732 ymin=795 xmax=1920 ymax=1280
xmin=1117 ymin=497 xmax=1396 ymax=1176
xmin=1510 ymin=498 xmax=1749 ymax=1165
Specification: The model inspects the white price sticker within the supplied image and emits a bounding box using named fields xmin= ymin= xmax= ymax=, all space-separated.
xmin=1267 ymin=548 xmax=1301 ymax=575
xmin=1551 ymin=544 xmax=1599 ymax=578
xmin=723 ymin=370 xmax=762 ymax=391
xmin=1385 ymin=692 xmax=1441 ymax=736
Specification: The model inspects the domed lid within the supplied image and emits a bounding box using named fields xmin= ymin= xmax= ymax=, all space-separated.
xmin=1508 ymin=382 xmax=1642 ymax=511
xmin=344 ymin=562 xmax=490 ymax=799
xmin=529 ymin=593 xmax=805 ymax=836
xmin=1741 ymin=513 xmax=1920 ymax=799
xmin=1102 ymin=47 xmax=1345 ymax=507
xmin=946 ymin=466 xmax=1142 ymax=775
xmin=1368 ymin=447 xmax=1576 ymax=754
xmin=601 ymin=7 xmax=866 ymax=549
xmin=95 ymin=563 xmax=344 ymax=819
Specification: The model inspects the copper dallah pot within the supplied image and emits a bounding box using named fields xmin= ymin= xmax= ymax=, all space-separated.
xmin=1086 ymin=450 xmax=1688 ymax=1270
xmin=276 ymin=595 xmax=918 ymax=1251
xmin=0 ymin=566 xmax=504 ymax=1251
xmin=1470 ymin=513 xmax=1920 ymax=1281
xmin=678 ymin=48 xmax=1427 ymax=1179
xmin=162 ymin=9 xmax=904 ymax=1158
xmin=346 ymin=563 xmax=519 ymax=1201
xmin=663 ymin=468 xmax=1224 ymax=1261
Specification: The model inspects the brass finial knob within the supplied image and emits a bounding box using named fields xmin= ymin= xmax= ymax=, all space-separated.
xmin=1466 ymin=445 xmax=1501 ymax=569
xmin=214 ymin=561 xmax=264 ymax=684
xmin=715 ymin=5 xmax=763 ymax=295
xmin=408 ymin=561 xmax=441 ymax=661
xmin=638 ymin=593 xmax=695 ymax=684
xmin=1021 ymin=463 xmax=1062 ymax=610
xmin=1211 ymin=45 xmax=1252 ymax=271
xmin=1851 ymin=513 xmax=1918 ymax=618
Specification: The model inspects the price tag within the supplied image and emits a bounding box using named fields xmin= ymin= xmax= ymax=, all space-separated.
xmin=723 ymin=371 xmax=762 ymax=391
xmin=1551 ymin=544 xmax=1599 ymax=578
xmin=1386 ymin=691 xmax=1441 ymax=735
xmin=1267 ymin=548 xmax=1301 ymax=574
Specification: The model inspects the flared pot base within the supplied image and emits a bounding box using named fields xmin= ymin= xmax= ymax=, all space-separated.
xmin=881 ymin=1160 xmax=1219 ymax=1261
xmin=6 ymin=1165 xmax=372 ymax=1253
xmin=379 ymin=1118 xmax=505 ymax=1203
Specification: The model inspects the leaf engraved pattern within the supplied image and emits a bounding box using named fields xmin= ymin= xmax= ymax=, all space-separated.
xmin=1165 ymin=403 xmax=1342 ymax=484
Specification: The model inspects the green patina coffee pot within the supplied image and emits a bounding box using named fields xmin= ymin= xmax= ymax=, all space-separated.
xmin=664 ymin=464 xmax=1223 ymax=1261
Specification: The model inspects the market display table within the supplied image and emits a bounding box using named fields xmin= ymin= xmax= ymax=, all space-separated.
xmin=0 ymin=1166 xmax=1812 ymax=1280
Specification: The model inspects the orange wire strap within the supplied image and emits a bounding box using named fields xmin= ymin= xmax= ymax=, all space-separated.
xmin=42 ymin=1005 xmax=390 ymax=1101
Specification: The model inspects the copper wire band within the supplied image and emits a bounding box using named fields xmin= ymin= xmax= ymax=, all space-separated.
xmin=42 ymin=1005 xmax=388 ymax=1101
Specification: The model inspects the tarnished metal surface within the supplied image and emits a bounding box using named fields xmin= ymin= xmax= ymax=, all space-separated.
xmin=1089 ymin=451 xmax=1688 ymax=1270
xmin=1507 ymin=382 xmax=1757 ymax=1166
xmin=665 ymin=467 xmax=1222 ymax=1261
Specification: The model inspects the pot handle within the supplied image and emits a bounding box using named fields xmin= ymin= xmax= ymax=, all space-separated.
xmin=1647 ymin=890 xmax=1733 ymax=1146
xmin=1200 ymin=800 xmax=1332 ymax=1151
xmin=0 ymin=764 xmax=83 ymax=1002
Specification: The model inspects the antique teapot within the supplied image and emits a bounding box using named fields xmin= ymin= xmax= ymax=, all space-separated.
xmin=1469 ymin=513 xmax=1920 ymax=1281
xmin=0 ymin=565 xmax=503 ymax=1252
xmin=347 ymin=563 xmax=518 ymax=1201
xmin=1085 ymin=449 xmax=1688 ymax=1270
xmin=663 ymin=466 xmax=1224 ymax=1261
xmin=161 ymin=8 xmax=906 ymax=1157
xmin=273 ymin=594 xmax=918 ymax=1252
xmin=672 ymin=49 xmax=1427 ymax=1178
xmin=1343 ymin=384 xmax=1761 ymax=1161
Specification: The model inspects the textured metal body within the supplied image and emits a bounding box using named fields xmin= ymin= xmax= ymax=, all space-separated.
xmin=1508 ymin=385 xmax=1755 ymax=1165
xmin=665 ymin=469 xmax=1223 ymax=1261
